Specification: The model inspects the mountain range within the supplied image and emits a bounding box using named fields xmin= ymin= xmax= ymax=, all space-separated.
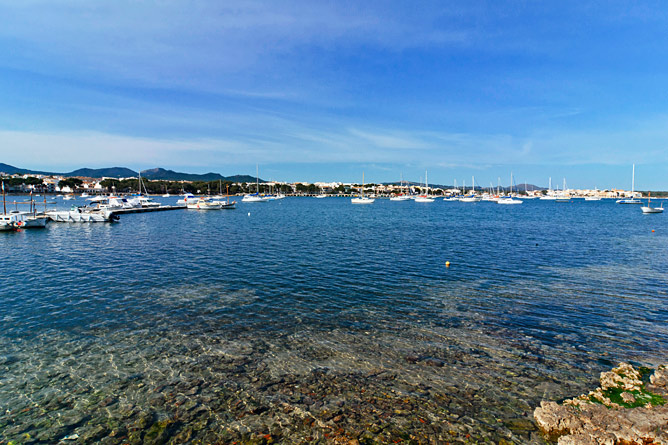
xmin=383 ymin=181 xmax=544 ymax=192
xmin=0 ymin=163 xmax=262 ymax=183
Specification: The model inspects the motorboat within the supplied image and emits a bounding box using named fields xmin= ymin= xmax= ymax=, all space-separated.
xmin=497 ymin=197 xmax=523 ymax=205
xmin=314 ymin=194 xmax=328 ymax=199
xmin=186 ymin=197 xmax=224 ymax=210
xmin=585 ymin=196 xmax=601 ymax=201
xmin=242 ymin=193 xmax=270 ymax=202
xmin=351 ymin=197 xmax=375 ymax=204
xmin=177 ymin=193 xmax=196 ymax=205
xmin=63 ymin=194 xmax=75 ymax=200
xmin=390 ymin=195 xmax=411 ymax=201
xmin=459 ymin=195 xmax=481 ymax=202
xmin=127 ymin=195 xmax=161 ymax=208
xmin=47 ymin=206 xmax=119 ymax=222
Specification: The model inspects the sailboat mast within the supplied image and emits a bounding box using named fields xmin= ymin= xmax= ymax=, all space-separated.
xmin=2 ymin=181 xmax=6 ymax=215
xmin=632 ymin=164 xmax=635 ymax=195
xmin=256 ymin=164 xmax=259 ymax=194
xmin=362 ymin=172 xmax=365 ymax=198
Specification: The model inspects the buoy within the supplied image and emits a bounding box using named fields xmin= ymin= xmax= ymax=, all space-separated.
xmin=248 ymin=212 xmax=251 ymax=216
xmin=445 ymin=261 xmax=450 ymax=267
xmin=652 ymin=229 xmax=655 ymax=232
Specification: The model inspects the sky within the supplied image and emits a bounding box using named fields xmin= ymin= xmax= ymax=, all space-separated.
xmin=1 ymin=0 xmax=668 ymax=189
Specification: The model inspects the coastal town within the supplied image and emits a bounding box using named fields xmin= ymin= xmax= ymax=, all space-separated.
xmin=0 ymin=169 xmax=647 ymax=199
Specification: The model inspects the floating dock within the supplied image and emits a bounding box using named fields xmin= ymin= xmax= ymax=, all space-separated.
xmin=110 ymin=205 xmax=185 ymax=216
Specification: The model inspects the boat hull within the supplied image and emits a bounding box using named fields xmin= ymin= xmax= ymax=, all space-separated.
xmin=47 ymin=210 xmax=117 ymax=222
xmin=351 ymin=198 xmax=374 ymax=204
xmin=641 ymin=207 xmax=664 ymax=214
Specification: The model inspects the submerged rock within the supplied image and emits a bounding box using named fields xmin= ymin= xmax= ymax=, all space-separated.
xmin=534 ymin=363 xmax=668 ymax=444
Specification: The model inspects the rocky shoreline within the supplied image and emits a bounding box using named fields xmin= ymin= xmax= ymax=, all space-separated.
xmin=534 ymin=363 xmax=668 ymax=444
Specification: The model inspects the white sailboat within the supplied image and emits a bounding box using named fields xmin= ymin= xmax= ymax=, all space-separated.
xmin=351 ymin=172 xmax=374 ymax=204
xmin=540 ymin=177 xmax=557 ymax=200
xmin=555 ymin=178 xmax=571 ymax=202
xmin=459 ymin=176 xmax=481 ymax=202
xmin=616 ymin=164 xmax=642 ymax=204
xmin=390 ymin=174 xmax=411 ymax=201
xmin=498 ymin=173 xmax=523 ymax=205
xmin=243 ymin=165 xmax=271 ymax=202
xmin=641 ymin=193 xmax=664 ymax=214
xmin=414 ymin=170 xmax=434 ymax=202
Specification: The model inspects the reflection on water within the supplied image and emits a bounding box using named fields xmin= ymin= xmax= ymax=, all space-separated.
xmin=0 ymin=197 xmax=666 ymax=443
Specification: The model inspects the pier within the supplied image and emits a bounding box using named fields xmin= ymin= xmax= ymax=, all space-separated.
xmin=109 ymin=205 xmax=185 ymax=216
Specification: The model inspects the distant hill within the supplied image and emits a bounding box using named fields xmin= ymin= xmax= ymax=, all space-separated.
xmin=0 ymin=163 xmax=263 ymax=183
xmin=382 ymin=181 xmax=544 ymax=192
xmin=68 ymin=167 xmax=138 ymax=178
xmin=0 ymin=163 xmax=53 ymax=176
xmin=140 ymin=168 xmax=264 ymax=183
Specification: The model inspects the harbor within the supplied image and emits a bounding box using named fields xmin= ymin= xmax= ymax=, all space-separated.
xmin=1 ymin=192 xmax=666 ymax=444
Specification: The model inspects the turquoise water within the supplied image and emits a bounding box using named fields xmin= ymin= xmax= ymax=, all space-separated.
xmin=1 ymin=197 xmax=666 ymax=443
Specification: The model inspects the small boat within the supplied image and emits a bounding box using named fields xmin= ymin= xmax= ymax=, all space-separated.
xmin=186 ymin=197 xmax=224 ymax=210
xmin=63 ymin=194 xmax=75 ymax=200
xmin=47 ymin=206 xmax=119 ymax=222
xmin=641 ymin=193 xmax=664 ymax=214
xmin=177 ymin=193 xmax=197 ymax=205
xmin=0 ymin=213 xmax=20 ymax=231
xmin=390 ymin=195 xmax=411 ymax=201
xmin=555 ymin=178 xmax=570 ymax=202
xmin=497 ymin=173 xmax=523 ymax=205
xmin=9 ymin=211 xmax=48 ymax=228
xmin=351 ymin=197 xmax=375 ymax=204
xmin=459 ymin=176 xmax=481 ymax=202
xmin=584 ymin=196 xmax=601 ymax=201
xmin=390 ymin=175 xmax=411 ymax=201
xmin=314 ymin=194 xmax=328 ymax=199
xmin=128 ymin=195 xmax=161 ymax=208
xmin=352 ymin=172 xmax=375 ymax=204
xmin=81 ymin=192 xmax=90 ymax=198
xmin=242 ymin=193 xmax=270 ymax=202
xmin=617 ymin=164 xmax=642 ymax=204
xmin=414 ymin=170 xmax=435 ymax=202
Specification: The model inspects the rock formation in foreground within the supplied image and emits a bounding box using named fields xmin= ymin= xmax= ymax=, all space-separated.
xmin=534 ymin=363 xmax=668 ymax=444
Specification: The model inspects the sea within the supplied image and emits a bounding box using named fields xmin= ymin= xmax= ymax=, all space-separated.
xmin=1 ymin=196 xmax=666 ymax=444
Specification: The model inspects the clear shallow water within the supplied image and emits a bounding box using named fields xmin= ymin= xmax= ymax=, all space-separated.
xmin=1 ymin=197 xmax=667 ymax=443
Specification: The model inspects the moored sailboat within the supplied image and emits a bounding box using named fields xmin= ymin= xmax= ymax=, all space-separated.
xmin=351 ymin=172 xmax=375 ymax=204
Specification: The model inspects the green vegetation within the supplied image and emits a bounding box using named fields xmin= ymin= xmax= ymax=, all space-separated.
xmin=0 ymin=176 xmax=44 ymax=186
xmin=589 ymin=386 xmax=665 ymax=408
xmin=58 ymin=177 xmax=83 ymax=189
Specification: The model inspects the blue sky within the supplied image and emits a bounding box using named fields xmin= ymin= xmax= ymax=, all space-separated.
xmin=1 ymin=1 xmax=668 ymax=189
